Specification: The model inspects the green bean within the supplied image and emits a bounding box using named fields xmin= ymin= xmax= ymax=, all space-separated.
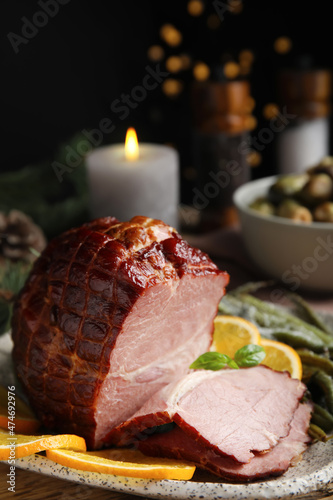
xmin=308 ymin=423 xmax=328 ymax=442
xmin=311 ymin=403 xmax=333 ymax=432
xmin=310 ymin=370 xmax=333 ymax=414
xmin=236 ymin=294 xmax=333 ymax=348
xmin=287 ymin=292 xmax=333 ymax=336
xmin=297 ymin=349 xmax=333 ymax=375
xmin=219 ymin=291 xmax=332 ymax=352
xmin=271 ymin=331 xmax=326 ymax=352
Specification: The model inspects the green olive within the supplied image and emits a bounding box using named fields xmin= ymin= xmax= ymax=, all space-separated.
xmin=276 ymin=199 xmax=312 ymax=223
xmin=268 ymin=173 xmax=309 ymax=204
xmin=298 ymin=173 xmax=333 ymax=206
xmin=313 ymin=201 xmax=333 ymax=222
xmin=249 ymin=197 xmax=275 ymax=216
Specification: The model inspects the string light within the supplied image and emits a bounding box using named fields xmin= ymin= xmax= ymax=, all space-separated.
xmin=160 ymin=24 xmax=183 ymax=47
xmin=223 ymin=61 xmax=240 ymax=79
xmin=263 ymin=103 xmax=280 ymax=120
xmin=187 ymin=0 xmax=204 ymax=16
xmin=147 ymin=45 xmax=165 ymax=62
xmin=246 ymin=151 xmax=262 ymax=167
xmin=166 ymin=56 xmax=183 ymax=73
xmin=244 ymin=115 xmax=258 ymax=131
xmin=274 ymin=36 xmax=292 ymax=54
xmin=239 ymin=49 xmax=254 ymax=64
xmin=193 ymin=62 xmax=210 ymax=81
xmin=162 ymin=78 xmax=184 ymax=97
xmin=228 ymin=0 xmax=243 ymax=14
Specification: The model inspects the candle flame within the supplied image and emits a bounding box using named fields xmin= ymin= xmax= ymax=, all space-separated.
xmin=125 ymin=128 xmax=139 ymax=161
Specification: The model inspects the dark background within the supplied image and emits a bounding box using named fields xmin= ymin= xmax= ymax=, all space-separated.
xmin=1 ymin=0 xmax=333 ymax=205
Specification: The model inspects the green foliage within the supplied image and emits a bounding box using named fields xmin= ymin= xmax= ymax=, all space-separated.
xmin=0 ymin=260 xmax=32 ymax=335
xmin=0 ymin=133 xmax=90 ymax=239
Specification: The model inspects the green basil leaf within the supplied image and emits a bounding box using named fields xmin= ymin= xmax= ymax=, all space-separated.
xmin=234 ymin=344 xmax=266 ymax=367
xmin=190 ymin=352 xmax=237 ymax=371
xmin=227 ymin=358 xmax=240 ymax=369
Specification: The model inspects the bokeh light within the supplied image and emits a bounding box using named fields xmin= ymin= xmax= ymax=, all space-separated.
xmin=263 ymin=103 xmax=280 ymax=120
xmin=274 ymin=36 xmax=292 ymax=54
xmin=223 ymin=61 xmax=240 ymax=79
xmin=166 ymin=56 xmax=183 ymax=73
xmin=147 ymin=45 xmax=165 ymax=62
xmin=228 ymin=0 xmax=243 ymax=14
xmin=187 ymin=0 xmax=204 ymax=16
xmin=193 ymin=62 xmax=210 ymax=81
xmin=246 ymin=150 xmax=262 ymax=167
xmin=160 ymin=24 xmax=183 ymax=47
xmin=162 ymin=78 xmax=184 ymax=97
xmin=244 ymin=115 xmax=258 ymax=131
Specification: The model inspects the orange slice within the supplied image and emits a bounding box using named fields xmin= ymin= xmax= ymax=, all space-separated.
xmin=0 ymin=430 xmax=86 ymax=460
xmin=260 ymin=338 xmax=303 ymax=380
xmin=0 ymin=385 xmax=40 ymax=434
xmin=46 ymin=447 xmax=196 ymax=480
xmin=211 ymin=315 xmax=302 ymax=379
xmin=211 ymin=315 xmax=261 ymax=358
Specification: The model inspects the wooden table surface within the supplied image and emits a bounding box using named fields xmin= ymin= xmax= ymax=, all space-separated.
xmin=0 ymin=462 xmax=147 ymax=500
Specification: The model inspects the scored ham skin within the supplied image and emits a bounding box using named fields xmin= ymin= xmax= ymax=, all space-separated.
xmin=11 ymin=216 xmax=229 ymax=449
xmin=108 ymin=366 xmax=307 ymax=463
xmin=138 ymin=402 xmax=313 ymax=482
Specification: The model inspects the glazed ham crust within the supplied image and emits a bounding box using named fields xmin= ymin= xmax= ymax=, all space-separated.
xmin=11 ymin=216 xmax=229 ymax=449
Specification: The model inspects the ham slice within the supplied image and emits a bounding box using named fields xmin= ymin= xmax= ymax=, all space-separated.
xmin=11 ymin=216 xmax=229 ymax=449
xmin=108 ymin=365 xmax=307 ymax=463
xmin=138 ymin=402 xmax=313 ymax=482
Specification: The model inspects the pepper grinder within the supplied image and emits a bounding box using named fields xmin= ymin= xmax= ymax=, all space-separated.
xmin=190 ymin=78 xmax=252 ymax=231
xmin=276 ymin=67 xmax=332 ymax=174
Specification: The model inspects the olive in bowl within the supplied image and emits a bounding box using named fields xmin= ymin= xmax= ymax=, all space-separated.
xmin=233 ymin=175 xmax=333 ymax=292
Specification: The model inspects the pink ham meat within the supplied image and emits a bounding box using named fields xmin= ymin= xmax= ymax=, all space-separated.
xmin=138 ymin=402 xmax=313 ymax=482
xmin=108 ymin=366 xmax=307 ymax=463
xmin=11 ymin=216 xmax=229 ymax=449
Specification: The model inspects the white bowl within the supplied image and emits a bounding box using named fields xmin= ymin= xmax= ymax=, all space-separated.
xmin=233 ymin=175 xmax=333 ymax=292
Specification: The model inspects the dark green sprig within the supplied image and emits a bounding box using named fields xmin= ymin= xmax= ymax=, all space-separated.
xmin=190 ymin=344 xmax=265 ymax=371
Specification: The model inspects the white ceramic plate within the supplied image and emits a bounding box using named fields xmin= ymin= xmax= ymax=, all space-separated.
xmin=1 ymin=331 xmax=333 ymax=500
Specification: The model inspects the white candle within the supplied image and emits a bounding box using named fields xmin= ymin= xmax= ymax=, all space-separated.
xmin=86 ymin=129 xmax=179 ymax=228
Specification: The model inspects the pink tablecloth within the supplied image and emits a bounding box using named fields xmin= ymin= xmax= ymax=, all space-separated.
xmin=185 ymin=226 xmax=333 ymax=315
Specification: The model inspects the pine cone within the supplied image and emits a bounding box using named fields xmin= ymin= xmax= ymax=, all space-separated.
xmin=0 ymin=210 xmax=47 ymax=262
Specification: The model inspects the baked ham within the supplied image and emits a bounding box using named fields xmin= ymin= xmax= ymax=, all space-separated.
xmin=108 ymin=366 xmax=307 ymax=463
xmin=11 ymin=216 xmax=229 ymax=449
xmin=138 ymin=402 xmax=313 ymax=482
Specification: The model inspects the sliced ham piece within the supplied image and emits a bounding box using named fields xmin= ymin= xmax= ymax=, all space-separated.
xmin=138 ymin=402 xmax=313 ymax=482
xmin=11 ymin=216 xmax=229 ymax=449
xmin=108 ymin=365 xmax=307 ymax=463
